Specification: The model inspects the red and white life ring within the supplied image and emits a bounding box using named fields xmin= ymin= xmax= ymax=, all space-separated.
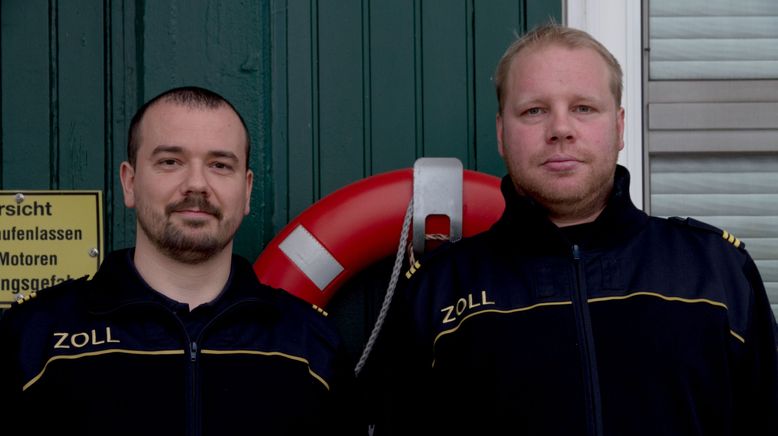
xmin=253 ymin=168 xmax=504 ymax=308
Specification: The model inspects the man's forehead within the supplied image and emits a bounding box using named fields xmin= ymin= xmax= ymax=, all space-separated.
xmin=506 ymin=44 xmax=612 ymax=95
xmin=142 ymin=99 xmax=235 ymax=121
xmin=136 ymin=101 xmax=248 ymax=156
xmin=511 ymin=43 xmax=604 ymax=69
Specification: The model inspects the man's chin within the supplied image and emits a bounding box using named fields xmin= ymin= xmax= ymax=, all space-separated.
xmin=160 ymin=238 xmax=225 ymax=264
xmin=172 ymin=216 xmax=215 ymax=229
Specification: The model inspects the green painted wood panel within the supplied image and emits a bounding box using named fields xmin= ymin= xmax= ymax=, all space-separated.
xmin=58 ymin=1 xmax=105 ymax=190
xmin=1 ymin=0 xmax=52 ymax=189
xmin=421 ymin=0 xmax=471 ymax=162
xmin=284 ymin=0 xmax=316 ymax=222
xmin=107 ymin=0 xmax=140 ymax=251
xmin=369 ymin=0 xmax=417 ymax=174
xmin=318 ymin=0 xmax=366 ymax=196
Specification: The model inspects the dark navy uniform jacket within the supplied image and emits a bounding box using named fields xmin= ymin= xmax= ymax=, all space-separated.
xmin=0 ymin=249 xmax=356 ymax=436
xmin=372 ymin=166 xmax=778 ymax=436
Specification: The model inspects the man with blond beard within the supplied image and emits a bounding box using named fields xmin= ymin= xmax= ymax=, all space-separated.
xmin=372 ymin=24 xmax=778 ymax=436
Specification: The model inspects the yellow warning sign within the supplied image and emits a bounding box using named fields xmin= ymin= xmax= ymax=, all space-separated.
xmin=0 ymin=191 xmax=103 ymax=307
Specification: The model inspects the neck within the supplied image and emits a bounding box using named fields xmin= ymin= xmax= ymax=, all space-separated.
xmin=548 ymin=204 xmax=606 ymax=227
xmin=133 ymin=232 xmax=233 ymax=309
xmin=542 ymin=187 xmax=612 ymax=228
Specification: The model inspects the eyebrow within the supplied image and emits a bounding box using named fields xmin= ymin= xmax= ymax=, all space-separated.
xmin=208 ymin=150 xmax=239 ymax=162
xmin=150 ymin=145 xmax=184 ymax=156
xmin=150 ymin=145 xmax=239 ymax=162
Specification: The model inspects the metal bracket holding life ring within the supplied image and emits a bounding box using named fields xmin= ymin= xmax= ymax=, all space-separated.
xmin=253 ymin=158 xmax=505 ymax=373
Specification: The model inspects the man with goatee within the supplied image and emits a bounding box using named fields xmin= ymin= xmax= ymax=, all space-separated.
xmin=0 ymin=87 xmax=355 ymax=436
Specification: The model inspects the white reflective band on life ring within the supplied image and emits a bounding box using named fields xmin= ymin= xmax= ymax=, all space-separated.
xmin=278 ymin=225 xmax=345 ymax=291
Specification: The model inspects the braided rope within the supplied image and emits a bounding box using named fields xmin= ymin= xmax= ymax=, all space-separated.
xmin=354 ymin=198 xmax=414 ymax=376
xmin=408 ymin=233 xmax=450 ymax=266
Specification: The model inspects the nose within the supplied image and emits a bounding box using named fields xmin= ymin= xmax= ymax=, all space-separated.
xmin=547 ymin=109 xmax=574 ymax=145
xmin=181 ymin=162 xmax=211 ymax=196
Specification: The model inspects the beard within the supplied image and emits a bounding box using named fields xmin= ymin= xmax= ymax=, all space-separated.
xmin=516 ymin=156 xmax=615 ymax=206
xmin=136 ymin=194 xmax=237 ymax=264
xmin=514 ymin=165 xmax=615 ymax=222
xmin=506 ymin=139 xmax=621 ymax=223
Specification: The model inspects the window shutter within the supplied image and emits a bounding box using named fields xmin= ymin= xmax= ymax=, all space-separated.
xmin=650 ymin=0 xmax=778 ymax=80
xmin=646 ymin=0 xmax=778 ymax=317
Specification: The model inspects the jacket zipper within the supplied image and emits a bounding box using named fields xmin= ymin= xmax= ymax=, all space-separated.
xmin=572 ymin=244 xmax=604 ymax=436
xmin=190 ymin=341 xmax=198 ymax=362
xmin=189 ymin=340 xmax=200 ymax=436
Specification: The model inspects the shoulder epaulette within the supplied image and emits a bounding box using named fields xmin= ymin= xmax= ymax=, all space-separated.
xmin=9 ymin=275 xmax=89 ymax=308
xmin=668 ymin=216 xmax=745 ymax=249
xmin=310 ymin=304 xmax=329 ymax=317
xmin=404 ymin=260 xmax=422 ymax=280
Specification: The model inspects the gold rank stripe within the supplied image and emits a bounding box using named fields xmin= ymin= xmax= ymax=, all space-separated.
xmin=587 ymin=292 xmax=744 ymax=344
xmin=587 ymin=291 xmax=728 ymax=309
xmin=24 ymin=349 xmax=185 ymax=391
xmin=432 ymin=300 xmax=573 ymax=367
xmin=431 ymin=291 xmax=745 ymax=366
xmin=311 ymin=304 xmax=329 ymax=317
xmin=405 ymin=261 xmax=422 ymax=279
xmin=202 ymin=349 xmax=330 ymax=390
xmin=721 ymin=230 xmax=742 ymax=248
xmin=25 ymin=348 xmax=332 ymax=392
xmin=729 ymin=330 xmax=745 ymax=343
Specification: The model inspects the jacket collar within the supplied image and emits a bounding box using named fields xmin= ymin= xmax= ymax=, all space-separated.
xmin=491 ymin=165 xmax=648 ymax=254
xmin=86 ymin=248 xmax=276 ymax=315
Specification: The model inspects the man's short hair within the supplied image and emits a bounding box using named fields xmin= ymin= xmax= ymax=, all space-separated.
xmin=494 ymin=23 xmax=623 ymax=114
xmin=127 ymin=86 xmax=251 ymax=169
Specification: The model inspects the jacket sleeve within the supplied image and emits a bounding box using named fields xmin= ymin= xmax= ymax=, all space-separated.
xmin=739 ymin=257 xmax=778 ymax=434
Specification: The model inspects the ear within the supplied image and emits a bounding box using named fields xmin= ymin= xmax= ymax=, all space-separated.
xmin=243 ymin=169 xmax=254 ymax=216
xmin=616 ymin=107 xmax=625 ymax=151
xmin=119 ymin=161 xmax=137 ymax=208
xmin=496 ymin=113 xmax=506 ymax=158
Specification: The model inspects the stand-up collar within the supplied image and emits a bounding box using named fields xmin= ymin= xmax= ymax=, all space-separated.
xmin=86 ymin=248 xmax=275 ymax=314
xmin=492 ymin=165 xmax=648 ymax=254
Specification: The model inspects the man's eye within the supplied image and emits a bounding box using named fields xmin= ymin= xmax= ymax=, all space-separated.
xmin=160 ymin=159 xmax=178 ymax=166
xmin=525 ymin=107 xmax=543 ymax=115
xmin=211 ymin=162 xmax=232 ymax=170
xmin=574 ymin=106 xmax=593 ymax=113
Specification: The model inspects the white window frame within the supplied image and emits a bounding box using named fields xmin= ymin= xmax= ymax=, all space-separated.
xmin=565 ymin=0 xmax=644 ymax=209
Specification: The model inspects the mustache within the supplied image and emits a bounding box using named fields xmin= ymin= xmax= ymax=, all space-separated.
xmin=166 ymin=195 xmax=223 ymax=219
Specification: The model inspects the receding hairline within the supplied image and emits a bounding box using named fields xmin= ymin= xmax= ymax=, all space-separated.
xmin=494 ymin=24 xmax=623 ymax=114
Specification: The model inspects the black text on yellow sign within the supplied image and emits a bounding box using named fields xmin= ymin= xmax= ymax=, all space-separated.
xmin=0 ymin=191 xmax=103 ymax=307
